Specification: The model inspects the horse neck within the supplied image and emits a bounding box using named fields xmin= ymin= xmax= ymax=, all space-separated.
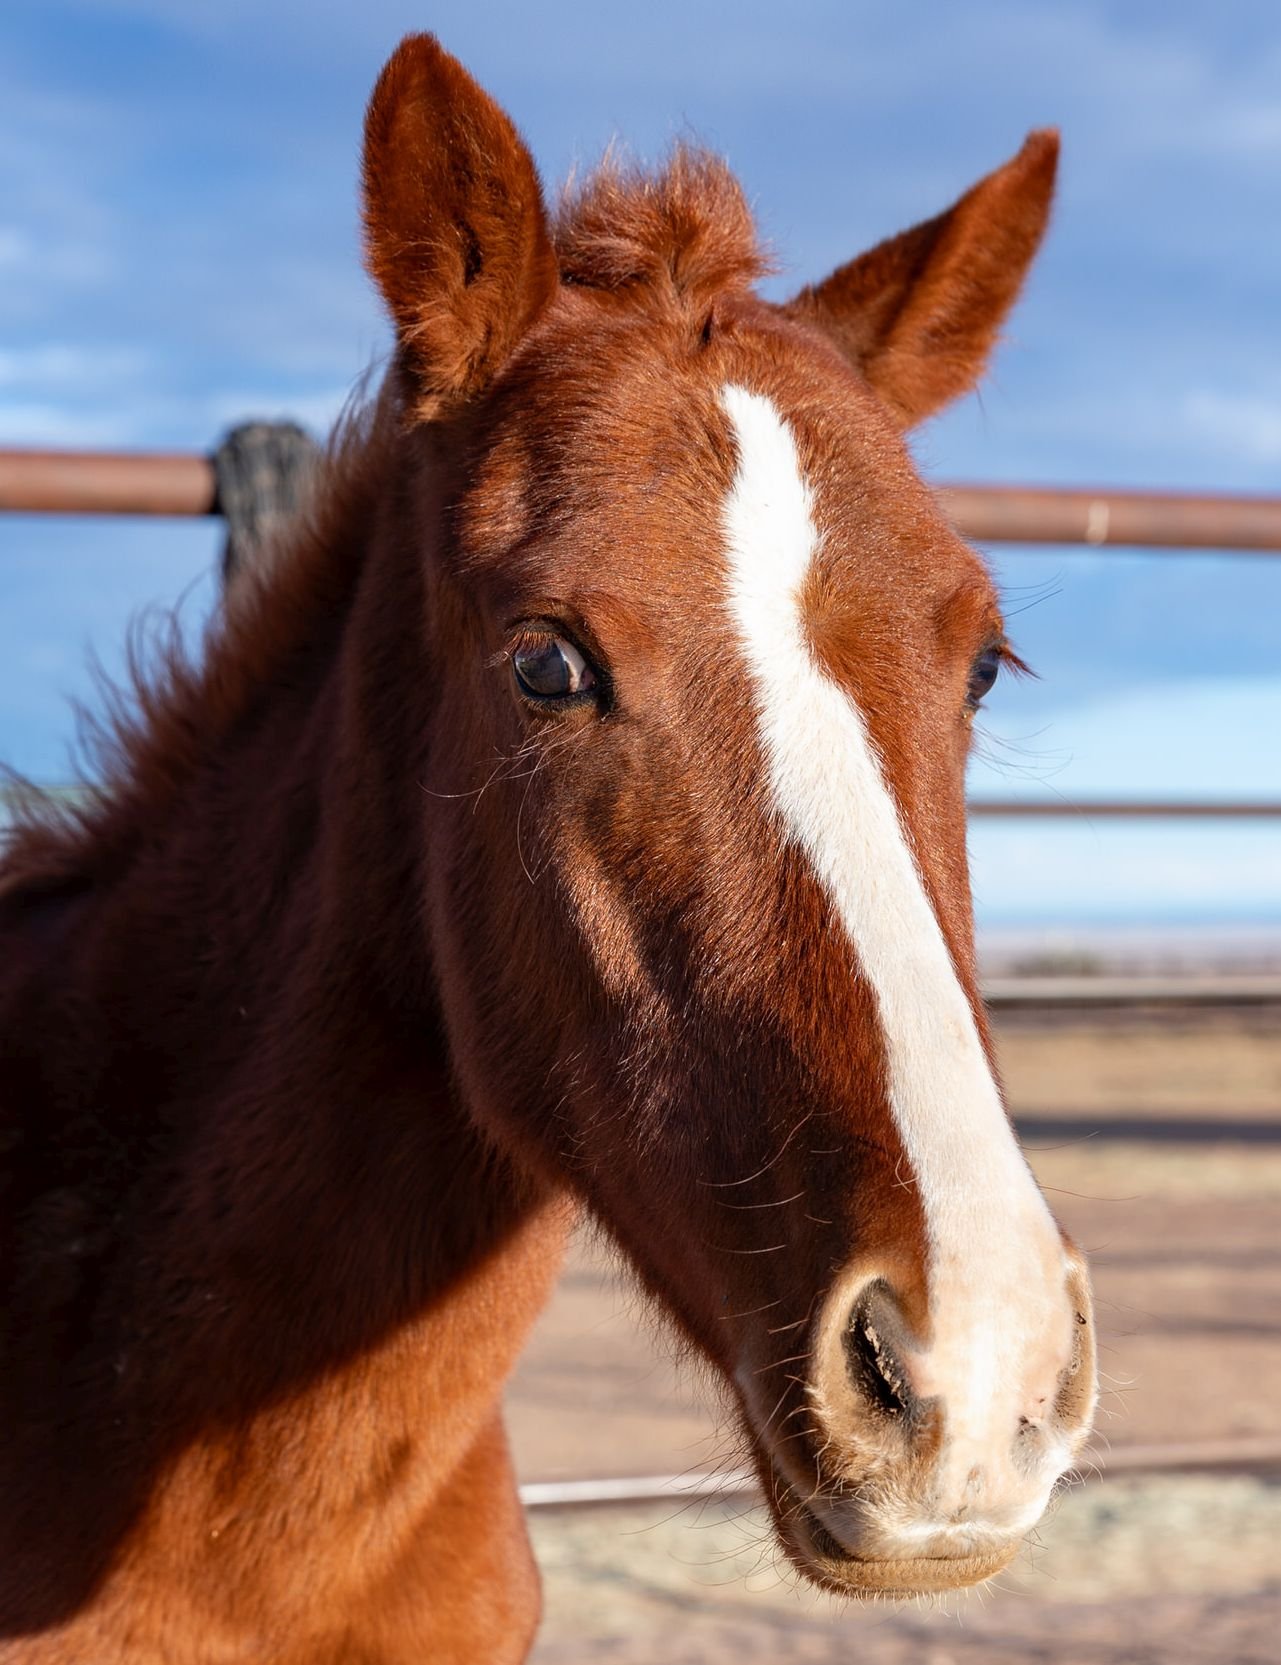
xmin=1 ymin=418 xmax=564 ymax=1450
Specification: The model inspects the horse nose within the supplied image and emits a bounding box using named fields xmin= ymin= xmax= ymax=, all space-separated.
xmin=841 ymin=1253 xmax=1097 ymax=1455
xmin=772 ymin=1248 xmax=1097 ymax=1579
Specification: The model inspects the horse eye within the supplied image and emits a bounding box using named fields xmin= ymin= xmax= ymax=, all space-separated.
xmin=512 ymin=633 xmax=597 ymax=702
xmin=966 ymin=646 xmax=1002 ymax=710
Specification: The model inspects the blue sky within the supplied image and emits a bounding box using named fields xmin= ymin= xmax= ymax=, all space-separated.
xmin=1 ymin=0 xmax=1278 ymax=924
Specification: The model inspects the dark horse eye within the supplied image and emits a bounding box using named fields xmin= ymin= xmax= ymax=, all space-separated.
xmin=966 ymin=646 xmax=1002 ymax=711
xmin=511 ymin=633 xmax=597 ymax=702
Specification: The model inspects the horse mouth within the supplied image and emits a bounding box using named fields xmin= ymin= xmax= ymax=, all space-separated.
xmin=766 ymin=1468 xmax=1020 ymax=1599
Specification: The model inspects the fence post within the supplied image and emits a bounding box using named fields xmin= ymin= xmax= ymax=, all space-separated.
xmin=212 ymin=422 xmax=321 ymax=589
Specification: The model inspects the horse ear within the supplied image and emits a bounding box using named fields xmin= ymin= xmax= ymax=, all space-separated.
xmin=782 ymin=131 xmax=1058 ymax=429
xmin=362 ymin=34 xmax=559 ymax=417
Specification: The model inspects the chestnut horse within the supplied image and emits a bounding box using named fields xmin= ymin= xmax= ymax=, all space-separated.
xmin=0 ymin=34 xmax=1096 ymax=1665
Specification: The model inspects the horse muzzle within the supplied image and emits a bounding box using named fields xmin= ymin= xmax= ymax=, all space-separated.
xmin=742 ymin=1243 xmax=1097 ymax=1598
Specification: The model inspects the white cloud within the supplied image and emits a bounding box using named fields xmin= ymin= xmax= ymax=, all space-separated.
xmin=1182 ymin=391 xmax=1281 ymax=465
xmin=0 ymin=401 xmax=135 ymax=448
xmin=200 ymin=385 xmax=358 ymax=438
xmin=0 ymin=378 xmax=361 ymax=450
xmin=1210 ymin=100 xmax=1281 ymax=160
xmin=0 ymin=227 xmax=32 ymax=269
xmin=0 ymin=344 xmax=150 ymax=390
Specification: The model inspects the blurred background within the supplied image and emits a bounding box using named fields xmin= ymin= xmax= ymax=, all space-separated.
xmin=2 ymin=3 xmax=1278 ymax=1661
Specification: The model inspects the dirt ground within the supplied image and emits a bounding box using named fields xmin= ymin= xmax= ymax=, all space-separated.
xmin=507 ymin=1006 xmax=1281 ymax=1663
xmin=528 ymin=1477 xmax=1281 ymax=1663
xmin=996 ymin=1001 xmax=1281 ymax=1117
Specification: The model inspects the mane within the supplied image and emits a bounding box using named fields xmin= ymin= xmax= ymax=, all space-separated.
xmin=553 ymin=144 xmax=770 ymax=301
xmin=0 ymin=388 xmax=397 ymax=905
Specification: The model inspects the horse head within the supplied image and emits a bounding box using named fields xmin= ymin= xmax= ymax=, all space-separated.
xmin=363 ymin=34 xmax=1096 ymax=1598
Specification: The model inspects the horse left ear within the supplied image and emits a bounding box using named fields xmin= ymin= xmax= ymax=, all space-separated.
xmin=781 ymin=130 xmax=1058 ymax=429
xmin=362 ymin=34 xmax=560 ymax=418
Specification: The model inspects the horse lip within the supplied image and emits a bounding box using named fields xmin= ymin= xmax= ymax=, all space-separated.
xmin=798 ymin=1537 xmax=1019 ymax=1598
xmin=766 ymin=1465 xmax=1020 ymax=1598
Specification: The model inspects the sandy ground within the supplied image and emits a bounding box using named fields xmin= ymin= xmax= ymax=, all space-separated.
xmin=996 ymin=1003 xmax=1281 ymax=1116
xmin=528 ymin=1477 xmax=1281 ymax=1663
xmin=507 ymin=1007 xmax=1281 ymax=1663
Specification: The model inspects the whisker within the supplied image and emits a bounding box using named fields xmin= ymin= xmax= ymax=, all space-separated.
xmin=750 ymin=1351 xmax=812 ymax=1376
xmin=719 ymin=1298 xmax=783 ymax=1321
xmin=716 ymin=1190 xmax=807 ymax=1211
xmin=697 ymin=1111 xmax=815 ymax=1188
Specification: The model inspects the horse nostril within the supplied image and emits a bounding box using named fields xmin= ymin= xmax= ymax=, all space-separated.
xmin=844 ymin=1281 xmax=916 ymax=1421
xmin=1054 ymin=1257 xmax=1098 ymax=1434
xmin=1054 ymin=1303 xmax=1095 ymax=1428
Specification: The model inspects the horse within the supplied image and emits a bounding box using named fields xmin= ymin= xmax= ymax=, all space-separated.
xmin=0 ymin=33 xmax=1097 ymax=1664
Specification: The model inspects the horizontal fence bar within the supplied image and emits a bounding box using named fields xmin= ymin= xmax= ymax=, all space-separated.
xmin=2 ymin=448 xmax=1281 ymax=552
xmin=519 ymin=1436 xmax=1281 ymax=1509
xmin=983 ymin=975 xmax=1281 ymax=1007
xmin=0 ymin=449 xmax=217 ymax=517
xmin=6 ymin=786 xmax=1279 ymax=825
xmin=6 ymin=787 xmax=1279 ymax=832
xmin=936 ymin=483 xmax=1281 ymax=552
xmin=1015 ymin=1113 xmax=1281 ymax=1145
xmin=968 ymin=800 xmax=1281 ymax=818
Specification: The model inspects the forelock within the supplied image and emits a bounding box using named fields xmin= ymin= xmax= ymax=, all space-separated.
xmin=553 ymin=145 xmax=769 ymax=304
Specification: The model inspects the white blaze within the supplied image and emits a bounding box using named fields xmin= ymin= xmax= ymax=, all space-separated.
xmin=719 ymin=383 xmax=1068 ymax=1479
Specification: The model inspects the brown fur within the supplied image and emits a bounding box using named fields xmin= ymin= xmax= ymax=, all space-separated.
xmin=556 ymin=147 xmax=768 ymax=299
xmin=0 ymin=33 xmax=1085 ymax=1662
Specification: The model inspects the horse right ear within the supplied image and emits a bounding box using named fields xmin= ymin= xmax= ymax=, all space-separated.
xmin=362 ymin=35 xmax=559 ymax=419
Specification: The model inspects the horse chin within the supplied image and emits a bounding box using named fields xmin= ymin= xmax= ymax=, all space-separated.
xmin=761 ymin=1462 xmax=1021 ymax=1601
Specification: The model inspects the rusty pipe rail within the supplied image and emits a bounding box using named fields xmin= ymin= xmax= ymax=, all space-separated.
xmin=7 ymin=785 xmax=1280 ymax=822
xmin=967 ymin=800 xmax=1281 ymax=818
xmin=935 ymin=483 xmax=1281 ymax=552
xmin=0 ymin=450 xmax=219 ymax=517
xmin=2 ymin=448 xmax=1281 ymax=551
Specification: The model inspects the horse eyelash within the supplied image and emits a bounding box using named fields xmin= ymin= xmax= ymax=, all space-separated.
xmin=996 ymin=640 xmax=1036 ymax=681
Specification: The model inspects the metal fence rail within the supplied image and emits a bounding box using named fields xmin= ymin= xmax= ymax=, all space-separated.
xmin=968 ymin=799 xmax=1281 ymax=818
xmin=0 ymin=449 xmax=218 ymax=518
xmin=984 ymin=974 xmax=1281 ymax=1007
xmin=6 ymin=785 xmax=1279 ymax=822
xmin=3 ymin=447 xmax=1281 ymax=552
xmin=518 ymin=1435 xmax=1281 ymax=1509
